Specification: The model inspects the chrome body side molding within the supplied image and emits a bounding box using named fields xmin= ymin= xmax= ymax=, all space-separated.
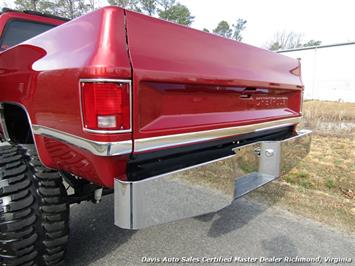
xmin=114 ymin=129 xmax=312 ymax=229
xmin=134 ymin=117 xmax=302 ymax=152
xmin=32 ymin=125 xmax=132 ymax=156
xmin=32 ymin=117 xmax=300 ymax=157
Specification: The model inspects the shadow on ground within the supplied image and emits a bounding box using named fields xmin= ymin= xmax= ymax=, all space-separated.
xmin=194 ymin=186 xmax=287 ymax=238
xmin=65 ymin=196 xmax=136 ymax=266
xmin=66 ymin=186 xmax=288 ymax=265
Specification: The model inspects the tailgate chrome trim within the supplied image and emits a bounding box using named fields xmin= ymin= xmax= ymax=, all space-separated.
xmin=32 ymin=117 xmax=300 ymax=157
xmin=134 ymin=117 xmax=301 ymax=153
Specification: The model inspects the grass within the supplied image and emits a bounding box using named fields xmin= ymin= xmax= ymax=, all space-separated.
xmin=251 ymin=181 xmax=355 ymax=233
xmin=303 ymin=100 xmax=355 ymax=122
xmin=249 ymin=100 xmax=355 ymax=233
xmin=282 ymin=135 xmax=354 ymax=197
xmin=326 ymin=178 xmax=335 ymax=190
xmin=300 ymin=100 xmax=355 ymax=136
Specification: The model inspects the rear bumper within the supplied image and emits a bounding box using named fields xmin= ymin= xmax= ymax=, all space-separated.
xmin=114 ymin=129 xmax=311 ymax=229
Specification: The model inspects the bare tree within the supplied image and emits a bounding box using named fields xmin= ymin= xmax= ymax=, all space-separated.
xmin=14 ymin=0 xmax=40 ymax=11
xmin=87 ymin=0 xmax=100 ymax=10
xmin=27 ymin=0 xmax=88 ymax=19
xmin=267 ymin=31 xmax=303 ymax=51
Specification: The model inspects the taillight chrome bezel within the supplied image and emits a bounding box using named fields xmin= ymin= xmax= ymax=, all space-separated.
xmin=79 ymin=78 xmax=132 ymax=134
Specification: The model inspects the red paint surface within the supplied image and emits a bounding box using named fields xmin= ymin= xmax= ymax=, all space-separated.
xmin=35 ymin=135 xmax=128 ymax=186
xmin=0 ymin=7 xmax=303 ymax=187
xmin=138 ymin=82 xmax=300 ymax=135
xmin=125 ymin=11 xmax=303 ymax=143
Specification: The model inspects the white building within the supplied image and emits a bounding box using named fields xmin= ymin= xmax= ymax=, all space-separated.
xmin=278 ymin=42 xmax=355 ymax=103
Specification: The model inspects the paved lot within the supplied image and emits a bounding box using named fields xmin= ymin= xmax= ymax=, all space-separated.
xmin=66 ymin=195 xmax=354 ymax=265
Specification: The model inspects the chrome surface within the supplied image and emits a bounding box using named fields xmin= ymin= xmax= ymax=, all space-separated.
xmin=32 ymin=125 xmax=132 ymax=156
xmin=115 ymin=155 xmax=237 ymax=229
xmin=79 ymin=78 xmax=132 ymax=134
xmin=279 ymin=129 xmax=312 ymax=175
xmin=0 ymin=142 xmax=11 ymax=148
xmin=0 ymin=103 xmax=10 ymax=141
xmin=134 ymin=117 xmax=302 ymax=153
xmin=115 ymin=129 xmax=311 ymax=229
xmin=234 ymin=173 xmax=276 ymax=199
xmin=94 ymin=188 xmax=103 ymax=203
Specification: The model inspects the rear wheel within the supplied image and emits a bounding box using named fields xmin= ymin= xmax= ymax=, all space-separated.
xmin=0 ymin=143 xmax=69 ymax=265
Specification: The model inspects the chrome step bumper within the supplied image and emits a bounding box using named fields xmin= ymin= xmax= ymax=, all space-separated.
xmin=114 ymin=130 xmax=311 ymax=229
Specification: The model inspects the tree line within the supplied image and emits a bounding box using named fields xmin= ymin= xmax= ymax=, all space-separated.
xmin=10 ymin=0 xmax=248 ymax=41
xmin=267 ymin=31 xmax=322 ymax=50
xmin=108 ymin=0 xmax=195 ymax=26
xmin=11 ymin=0 xmax=197 ymax=25
xmin=4 ymin=0 xmax=321 ymax=50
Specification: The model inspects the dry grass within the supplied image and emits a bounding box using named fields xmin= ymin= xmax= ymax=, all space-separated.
xmin=282 ymin=135 xmax=354 ymax=196
xmin=251 ymin=181 xmax=355 ymax=233
xmin=300 ymin=100 xmax=355 ymax=136
xmin=250 ymin=100 xmax=355 ymax=233
xmin=303 ymin=100 xmax=355 ymax=122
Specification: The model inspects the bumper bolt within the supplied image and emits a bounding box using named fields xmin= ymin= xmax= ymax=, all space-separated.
xmin=265 ymin=149 xmax=274 ymax=157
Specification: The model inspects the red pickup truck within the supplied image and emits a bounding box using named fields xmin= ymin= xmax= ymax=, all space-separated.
xmin=0 ymin=7 xmax=311 ymax=265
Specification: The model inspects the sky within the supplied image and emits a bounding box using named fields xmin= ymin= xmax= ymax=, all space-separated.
xmin=179 ymin=0 xmax=355 ymax=47
xmin=2 ymin=0 xmax=355 ymax=48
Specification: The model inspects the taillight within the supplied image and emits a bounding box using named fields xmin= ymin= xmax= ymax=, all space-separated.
xmin=291 ymin=65 xmax=301 ymax=76
xmin=80 ymin=81 xmax=131 ymax=132
xmin=291 ymin=58 xmax=302 ymax=76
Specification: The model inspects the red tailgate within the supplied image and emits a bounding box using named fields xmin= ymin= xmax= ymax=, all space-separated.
xmin=125 ymin=11 xmax=303 ymax=153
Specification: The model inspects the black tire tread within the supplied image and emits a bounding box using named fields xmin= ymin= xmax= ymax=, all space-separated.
xmin=0 ymin=143 xmax=69 ymax=266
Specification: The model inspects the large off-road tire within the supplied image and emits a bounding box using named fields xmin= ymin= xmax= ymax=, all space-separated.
xmin=0 ymin=143 xmax=69 ymax=265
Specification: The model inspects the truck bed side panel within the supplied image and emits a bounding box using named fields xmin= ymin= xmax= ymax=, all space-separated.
xmin=0 ymin=7 xmax=132 ymax=186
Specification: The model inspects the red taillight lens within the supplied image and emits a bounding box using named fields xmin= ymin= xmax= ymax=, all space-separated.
xmin=81 ymin=82 xmax=130 ymax=131
xmin=291 ymin=60 xmax=302 ymax=76
xmin=291 ymin=66 xmax=301 ymax=76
